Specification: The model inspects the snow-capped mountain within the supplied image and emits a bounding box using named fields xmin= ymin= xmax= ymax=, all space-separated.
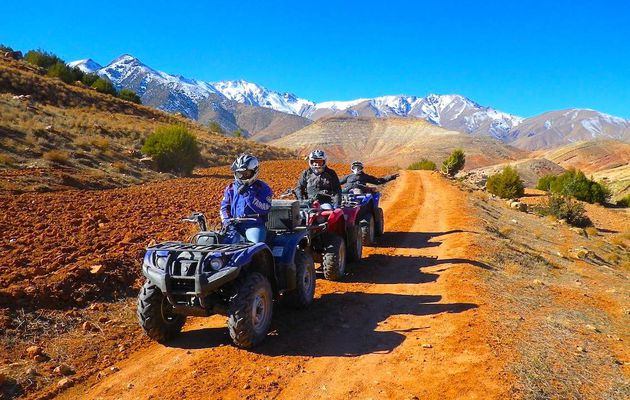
xmin=68 ymin=54 xmax=630 ymax=149
xmin=67 ymin=58 xmax=102 ymax=73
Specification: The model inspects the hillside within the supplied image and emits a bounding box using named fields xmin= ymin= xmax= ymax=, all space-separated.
xmin=465 ymin=158 xmax=566 ymax=188
xmin=0 ymin=56 xmax=294 ymax=192
xmin=271 ymin=117 xmax=528 ymax=169
xmin=539 ymin=139 xmax=630 ymax=173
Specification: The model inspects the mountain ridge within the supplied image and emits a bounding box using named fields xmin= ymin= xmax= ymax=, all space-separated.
xmin=69 ymin=55 xmax=630 ymax=149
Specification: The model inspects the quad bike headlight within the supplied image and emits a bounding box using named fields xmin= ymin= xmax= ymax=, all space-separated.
xmin=209 ymin=257 xmax=224 ymax=271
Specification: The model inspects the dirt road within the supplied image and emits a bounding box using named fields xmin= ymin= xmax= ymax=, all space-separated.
xmin=59 ymin=171 xmax=510 ymax=399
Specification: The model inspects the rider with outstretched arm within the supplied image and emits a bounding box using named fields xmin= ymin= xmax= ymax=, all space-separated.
xmin=220 ymin=154 xmax=272 ymax=243
xmin=296 ymin=149 xmax=342 ymax=206
xmin=340 ymin=161 xmax=398 ymax=193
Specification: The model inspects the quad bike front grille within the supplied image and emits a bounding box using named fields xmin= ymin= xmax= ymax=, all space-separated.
xmin=170 ymin=277 xmax=195 ymax=293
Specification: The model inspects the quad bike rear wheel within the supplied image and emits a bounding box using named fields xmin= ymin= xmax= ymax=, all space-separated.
xmin=137 ymin=280 xmax=186 ymax=342
xmin=286 ymin=250 xmax=316 ymax=308
xmin=347 ymin=224 xmax=363 ymax=263
xmin=375 ymin=208 xmax=385 ymax=236
xmin=227 ymin=272 xmax=273 ymax=348
xmin=361 ymin=214 xmax=375 ymax=245
xmin=322 ymin=234 xmax=346 ymax=281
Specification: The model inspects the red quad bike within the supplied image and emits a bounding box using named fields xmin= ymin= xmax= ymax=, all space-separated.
xmin=281 ymin=189 xmax=363 ymax=281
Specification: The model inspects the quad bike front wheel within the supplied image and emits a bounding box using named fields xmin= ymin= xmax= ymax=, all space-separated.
xmin=347 ymin=224 xmax=363 ymax=263
xmin=322 ymin=234 xmax=346 ymax=281
xmin=375 ymin=208 xmax=385 ymax=236
xmin=137 ymin=280 xmax=186 ymax=342
xmin=361 ymin=214 xmax=375 ymax=245
xmin=228 ymin=272 xmax=273 ymax=348
xmin=286 ymin=249 xmax=316 ymax=308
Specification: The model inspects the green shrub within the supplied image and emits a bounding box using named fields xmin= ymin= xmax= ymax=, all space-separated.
xmin=24 ymin=50 xmax=64 ymax=69
xmin=486 ymin=166 xmax=525 ymax=199
xmin=536 ymin=194 xmax=591 ymax=227
xmin=118 ymin=89 xmax=141 ymax=104
xmin=536 ymin=174 xmax=555 ymax=191
xmin=535 ymin=169 xmax=610 ymax=204
xmin=82 ymin=73 xmax=100 ymax=86
xmin=91 ymin=78 xmax=117 ymax=96
xmin=408 ymin=159 xmax=436 ymax=170
xmin=233 ymin=129 xmax=243 ymax=138
xmin=141 ymin=124 xmax=200 ymax=175
xmin=46 ymin=62 xmax=82 ymax=84
xmin=441 ymin=149 xmax=466 ymax=176
xmin=617 ymin=194 xmax=630 ymax=208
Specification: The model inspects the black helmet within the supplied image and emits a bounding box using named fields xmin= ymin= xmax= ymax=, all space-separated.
xmin=351 ymin=160 xmax=364 ymax=174
xmin=308 ymin=149 xmax=327 ymax=175
xmin=231 ymin=153 xmax=259 ymax=185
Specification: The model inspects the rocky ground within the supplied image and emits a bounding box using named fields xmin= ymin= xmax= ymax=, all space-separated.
xmin=0 ymin=161 xmax=628 ymax=400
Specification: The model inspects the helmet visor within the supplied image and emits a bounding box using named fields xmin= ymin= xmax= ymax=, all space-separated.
xmin=234 ymin=169 xmax=255 ymax=180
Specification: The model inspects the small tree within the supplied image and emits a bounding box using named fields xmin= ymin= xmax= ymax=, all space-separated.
xmin=141 ymin=124 xmax=200 ymax=175
xmin=441 ymin=149 xmax=466 ymax=177
xmin=233 ymin=129 xmax=243 ymax=138
xmin=24 ymin=49 xmax=64 ymax=69
xmin=91 ymin=78 xmax=117 ymax=96
xmin=408 ymin=159 xmax=436 ymax=170
xmin=536 ymin=195 xmax=591 ymax=227
xmin=118 ymin=89 xmax=141 ymax=104
xmin=486 ymin=166 xmax=525 ymax=199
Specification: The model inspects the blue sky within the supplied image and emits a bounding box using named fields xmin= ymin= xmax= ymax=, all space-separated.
xmin=2 ymin=0 xmax=629 ymax=118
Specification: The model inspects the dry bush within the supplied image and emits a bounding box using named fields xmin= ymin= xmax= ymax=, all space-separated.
xmin=42 ymin=150 xmax=69 ymax=164
xmin=0 ymin=154 xmax=16 ymax=165
xmin=90 ymin=136 xmax=110 ymax=150
xmin=112 ymin=161 xmax=127 ymax=173
xmin=584 ymin=227 xmax=599 ymax=237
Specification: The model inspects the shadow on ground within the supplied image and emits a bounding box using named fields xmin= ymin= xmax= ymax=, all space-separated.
xmin=168 ymin=292 xmax=477 ymax=357
xmin=373 ymin=230 xmax=477 ymax=249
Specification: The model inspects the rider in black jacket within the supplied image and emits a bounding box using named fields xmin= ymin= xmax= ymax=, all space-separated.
xmin=340 ymin=161 xmax=398 ymax=192
xmin=297 ymin=149 xmax=342 ymax=206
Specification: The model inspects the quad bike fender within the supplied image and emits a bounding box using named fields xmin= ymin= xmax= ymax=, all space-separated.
xmin=267 ymin=230 xmax=310 ymax=291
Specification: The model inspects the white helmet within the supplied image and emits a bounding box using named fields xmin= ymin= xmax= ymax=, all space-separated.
xmin=308 ymin=149 xmax=327 ymax=175
xmin=351 ymin=160 xmax=364 ymax=174
xmin=231 ymin=153 xmax=260 ymax=186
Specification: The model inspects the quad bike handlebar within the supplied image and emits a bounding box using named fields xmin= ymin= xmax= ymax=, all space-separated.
xmin=181 ymin=212 xmax=208 ymax=231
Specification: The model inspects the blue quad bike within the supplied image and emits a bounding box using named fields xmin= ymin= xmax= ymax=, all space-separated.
xmin=137 ymin=200 xmax=319 ymax=348
xmin=342 ymin=184 xmax=385 ymax=246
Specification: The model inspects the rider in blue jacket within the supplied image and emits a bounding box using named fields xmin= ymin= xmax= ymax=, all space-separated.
xmin=220 ymin=154 xmax=272 ymax=243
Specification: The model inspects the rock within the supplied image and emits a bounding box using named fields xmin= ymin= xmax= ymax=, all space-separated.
xmin=82 ymin=321 xmax=97 ymax=332
xmin=576 ymin=346 xmax=586 ymax=353
xmin=421 ymin=343 xmax=433 ymax=348
xmin=118 ymin=344 xmax=127 ymax=352
xmin=558 ymin=219 xmax=567 ymax=225
xmin=572 ymin=247 xmax=592 ymax=259
xmin=26 ymin=367 xmax=37 ymax=376
xmin=110 ymin=366 xmax=120 ymax=372
xmin=54 ymin=364 xmax=73 ymax=376
xmin=127 ymin=383 xmax=134 ymax=389
xmin=0 ymin=372 xmax=5 ymax=385
xmin=570 ymin=227 xmax=586 ymax=236
xmin=90 ymin=264 xmax=105 ymax=275
xmin=243 ymin=384 xmax=251 ymax=390
xmin=33 ymin=354 xmax=47 ymax=363
xmin=532 ymin=279 xmax=545 ymax=286
xmin=585 ymin=324 xmax=600 ymax=333
xmin=98 ymin=316 xmax=109 ymax=323
xmin=509 ymin=201 xmax=528 ymax=212
xmin=57 ymin=378 xmax=71 ymax=389
xmin=26 ymin=345 xmax=43 ymax=358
